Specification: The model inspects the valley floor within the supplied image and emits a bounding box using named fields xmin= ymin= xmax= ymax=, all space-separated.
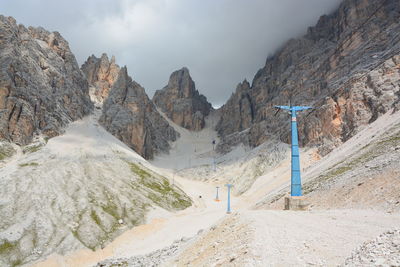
xmin=29 ymin=109 xmax=400 ymax=267
xmin=32 ymin=174 xmax=228 ymax=267
xmin=34 ymin=190 xmax=400 ymax=267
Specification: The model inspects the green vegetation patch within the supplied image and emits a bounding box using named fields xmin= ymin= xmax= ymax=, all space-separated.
xmin=143 ymin=178 xmax=171 ymax=195
xmin=23 ymin=144 xmax=43 ymax=154
xmin=44 ymin=136 xmax=51 ymax=143
xmin=90 ymin=210 xmax=102 ymax=227
xmin=0 ymin=240 xmax=16 ymax=254
xmin=142 ymin=174 xmax=192 ymax=209
xmin=0 ymin=143 xmax=15 ymax=160
xmin=101 ymin=200 xmax=120 ymax=220
xmin=0 ymin=240 xmax=23 ymax=267
xmin=11 ymin=259 xmax=22 ymax=267
xmin=71 ymin=230 xmax=96 ymax=251
xmin=171 ymin=195 xmax=192 ymax=209
xmin=11 ymin=259 xmax=23 ymax=267
xmin=376 ymin=130 xmax=400 ymax=147
xmin=125 ymin=161 xmax=192 ymax=210
xmin=19 ymin=162 xmax=39 ymax=168
xmin=126 ymin=162 xmax=152 ymax=179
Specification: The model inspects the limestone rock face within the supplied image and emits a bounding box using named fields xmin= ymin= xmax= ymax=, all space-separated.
xmin=99 ymin=67 xmax=178 ymax=159
xmin=0 ymin=15 xmax=93 ymax=145
xmin=153 ymin=67 xmax=212 ymax=131
xmin=216 ymin=0 xmax=400 ymax=154
xmin=216 ymin=80 xmax=254 ymax=137
xmin=81 ymin=53 xmax=120 ymax=104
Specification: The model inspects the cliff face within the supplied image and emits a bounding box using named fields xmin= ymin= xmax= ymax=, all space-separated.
xmin=81 ymin=53 xmax=120 ymax=104
xmin=215 ymin=80 xmax=254 ymax=137
xmin=216 ymin=0 xmax=400 ymax=154
xmin=0 ymin=16 xmax=93 ymax=145
xmin=99 ymin=67 xmax=178 ymax=159
xmin=153 ymin=67 xmax=212 ymax=131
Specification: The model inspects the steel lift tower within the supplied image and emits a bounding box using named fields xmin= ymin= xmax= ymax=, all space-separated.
xmin=275 ymin=105 xmax=312 ymax=197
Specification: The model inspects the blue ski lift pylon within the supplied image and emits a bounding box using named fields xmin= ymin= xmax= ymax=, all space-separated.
xmin=274 ymin=105 xmax=312 ymax=196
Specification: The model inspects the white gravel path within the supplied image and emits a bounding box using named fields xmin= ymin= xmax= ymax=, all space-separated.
xmin=246 ymin=209 xmax=400 ymax=266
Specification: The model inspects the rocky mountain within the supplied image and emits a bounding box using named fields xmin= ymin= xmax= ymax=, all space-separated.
xmin=153 ymin=67 xmax=212 ymax=131
xmin=216 ymin=0 xmax=400 ymax=154
xmin=0 ymin=15 xmax=93 ymax=145
xmin=81 ymin=53 xmax=120 ymax=104
xmin=100 ymin=67 xmax=179 ymax=159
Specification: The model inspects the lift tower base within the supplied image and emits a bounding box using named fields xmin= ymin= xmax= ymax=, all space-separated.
xmin=284 ymin=196 xmax=309 ymax=211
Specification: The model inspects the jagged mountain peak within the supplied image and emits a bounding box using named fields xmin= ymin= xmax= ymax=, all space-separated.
xmin=100 ymin=65 xmax=179 ymax=160
xmin=153 ymin=67 xmax=212 ymax=131
xmin=166 ymin=67 xmax=196 ymax=98
xmin=81 ymin=53 xmax=120 ymax=104
xmin=238 ymin=79 xmax=251 ymax=91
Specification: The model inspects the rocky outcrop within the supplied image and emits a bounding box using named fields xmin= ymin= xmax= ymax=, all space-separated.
xmin=0 ymin=15 xmax=93 ymax=145
xmin=216 ymin=0 xmax=400 ymax=154
xmin=81 ymin=53 xmax=120 ymax=104
xmin=153 ymin=67 xmax=212 ymax=131
xmin=99 ymin=67 xmax=178 ymax=159
xmin=216 ymin=80 xmax=254 ymax=137
xmin=345 ymin=229 xmax=400 ymax=266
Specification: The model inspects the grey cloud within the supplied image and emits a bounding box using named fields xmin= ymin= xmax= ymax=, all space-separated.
xmin=1 ymin=0 xmax=342 ymax=107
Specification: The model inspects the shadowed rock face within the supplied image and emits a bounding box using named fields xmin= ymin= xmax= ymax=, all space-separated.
xmin=216 ymin=0 xmax=400 ymax=154
xmin=153 ymin=67 xmax=212 ymax=131
xmin=81 ymin=53 xmax=120 ymax=104
xmin=215 ymin=80 xmax=253 ymax=137
xmin=100 ymin=67 xmax=178 ymax=159
xmin=0 ymin=15 xmax=93 ymax=145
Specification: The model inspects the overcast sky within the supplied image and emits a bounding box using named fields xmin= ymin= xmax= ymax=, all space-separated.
xmin=1 ymin=0 xmax=341 ymax=107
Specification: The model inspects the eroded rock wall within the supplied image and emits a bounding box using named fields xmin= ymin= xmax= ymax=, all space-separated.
xmin=81 ymin=53 xmax=120 ymax=104
xmin=100 ymin=67 xmax=178 ymax=159
xmin=0 ymin=15 xmax=93 ymax=145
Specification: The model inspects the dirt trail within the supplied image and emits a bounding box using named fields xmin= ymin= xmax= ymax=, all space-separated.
xmin=169 ymin=209 xmax=400 ymax=266
xmin=32 ymin=172 xmax=232 ymax=267
xmin=247 ymin=209 xmax=400 ymax=266
xmin=33 ymin=218 xmax=167 ymax=267
xmin=166 ymin=110 xmax=400 ymax=266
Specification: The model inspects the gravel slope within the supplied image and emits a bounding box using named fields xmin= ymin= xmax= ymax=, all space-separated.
xmin=0 ymin=110 xmax=191 ymax=267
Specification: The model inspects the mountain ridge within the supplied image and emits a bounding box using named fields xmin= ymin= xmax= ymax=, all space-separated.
xmin=216 ymin=0 xmax=400 ymax=155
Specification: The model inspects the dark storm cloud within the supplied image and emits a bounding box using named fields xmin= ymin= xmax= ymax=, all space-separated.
xmin=1 ymin=0 xmax=342 ymax=107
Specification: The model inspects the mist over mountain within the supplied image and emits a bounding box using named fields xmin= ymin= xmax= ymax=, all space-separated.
xmin=0 ymin=0 xmax=341 ymax=106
